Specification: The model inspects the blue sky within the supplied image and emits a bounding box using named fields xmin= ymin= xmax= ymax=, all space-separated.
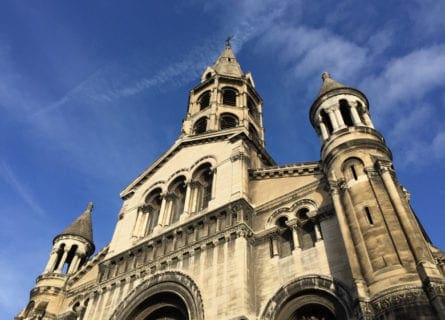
xmin=1 ymin=1 xmax=445 ymax=318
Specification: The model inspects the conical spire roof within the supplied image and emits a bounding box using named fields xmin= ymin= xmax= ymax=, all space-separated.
xmin=316 ymin=72 xmax=349 ymax=98
xmin=57 ymin=202 xmax=94 ymax=244
xmin=213 ymin=40 xmax=243 ymax=77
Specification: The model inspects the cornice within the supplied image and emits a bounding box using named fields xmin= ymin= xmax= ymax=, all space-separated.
xmin=250 ymin=161 xmax=322 ymax=180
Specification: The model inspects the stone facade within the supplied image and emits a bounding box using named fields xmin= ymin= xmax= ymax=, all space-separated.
xmin=16 ymin=44 xmax=445 ymax=320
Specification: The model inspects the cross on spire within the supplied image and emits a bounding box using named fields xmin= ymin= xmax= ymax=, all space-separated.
xmin=225 ymin=35 xmax=233 ymax=47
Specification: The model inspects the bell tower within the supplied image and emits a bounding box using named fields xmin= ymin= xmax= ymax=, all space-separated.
xmin=310 ymin=72 xmax=445 ymax=319
xmin=181 ymin=41 xmax=265 ymax=147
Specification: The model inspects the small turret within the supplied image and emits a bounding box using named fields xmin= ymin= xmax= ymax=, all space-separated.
xmin=310 ymin=72 xmax=374 ymax=144
xmin=43 ymin=203 xmax=95 ymax=275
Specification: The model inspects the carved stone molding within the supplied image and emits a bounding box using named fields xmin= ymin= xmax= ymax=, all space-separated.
xmin=371 ymin=285 xmax=430 ymax=316
xmin=260 ymin=275 xmax=353 ymax=320
xmin=108 ymin=271 xmax=205 ymax=320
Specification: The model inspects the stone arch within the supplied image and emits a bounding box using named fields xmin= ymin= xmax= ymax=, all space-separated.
xmin=266 ymin=207 xmax=291 ymax=227
xmin=109 ymin=271 xmax=204 ymax=320
xmin=290 ymin=199 xmax=318 ymax=216
xmin=260 ymin=275 xmax=353 ymax=320
xmin=140 ymin=181 xmax=166 ymax=205
xmin=342 ymin=157 xmax=365 ymax=181
xmin=190 ymin=155 xmax=217 ymax=173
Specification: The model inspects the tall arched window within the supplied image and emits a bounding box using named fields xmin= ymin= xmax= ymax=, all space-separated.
xmin=339 ymin=99 xmax=354 ymax=126
xmin=276 ymin=216 xmax=294 ymax=257
xmin=220 ymin=113 xmax=238 ymax=129
xmin=191 ymin=163 xmax=213 ymax=213
xmin=320 ymin=109 xmax=333 ymax=134
xmin=168 ymin=176 xmax=187 ymax=224
xmin=145 ymin=188 xmax=162 ymax=234
xmin=297 ymin=208 xmax=316 ymax=250
xmin=342 ymin=157 xmax=365 ymax=181
xmin=193 ymin=117 xmax=207 ymax=134
xmin=222 ymin=87 xmax=237 ymax=106
xmin=247 ymin=96 xmax=259 ymax=120
xmin=249 ymin=124 xmax=260 ymax=142
xmin=198 ymin=91 xmax=210 ymax=110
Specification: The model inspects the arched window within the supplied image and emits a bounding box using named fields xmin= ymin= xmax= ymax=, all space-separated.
xmin=23 ymin=301 xmax=35 ymax=318
xmin=249 ymin=124 xmax=260 ymax=142
xmin=339 ymin=99 xmax=354 ymax=126
xmin=127 ymin=292 xmax=189 ymax=320
xmin=193 ymin=117 xmax=207 ymax=134
xmin=297 ymin=208 xmax=316 ymax=250
xmin=220 ymin=113 xmax=238 ymax=129
xmin=168 ymin=176 xmax=187 ymax=224
xmin=320 ymin=109 xmax=333 ymax=134
xmin=342 ymin=157 xmax=365 ymax=181
xmin=247 ymin=96 xmax=259 ymax=120
xmin=198 ymin=91 xmax=210 ymax=110
xmin=53 ymin=243 xmax=66 ymax=272
xmin=191 ymin=163 xmax=213 ymax=213
xmin=222 ymin=87 xmax=237 ymax=106
xmin=145 ymin=188 xmax=162 ymax=234
xmin=276 ymin=216 xmax=294 ymax=257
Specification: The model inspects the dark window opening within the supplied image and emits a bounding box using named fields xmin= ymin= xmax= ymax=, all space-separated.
xmin=276 ymin=217 xmax=294 ymax=257
xmin=351 ymin=165 xmax=358 ymax=180
xmin=220 ymin=114 xmax=238 ymax=129
xmin=300 ymin=222 xmax=316 ymax=250
xmin=192 ymin=163 xmax=213 ymax=212
xmin=357 ymin=101 xmax=366 ymax=123
xmin=320 ymin=109 xmax=333 ymax=133
xmin=198 ymin=91 xmax=210 ymax=110
xmin=222 ymin=88 xmax=237 ymax=106
xmin=169 ymin=177 xmax=186 ymax=224
xmin=340 ymin=99 xmax=354 ymax=126
xmin=205 ymin=72 xmax=212 ymax=80
xmin=247 ymin=96 xmax=259 ymax=119
xmin=365 ymin=207 xmax=374 ymax=225
xmin=297 ymin=208 xmax=309 ymax=220
xmin=249 ymin=124 xmax=260 ymax=142
xmin=145 ymin=188 xmax=162 ymax=234
xmin=194 ymin=117 xmax=207 ymax=134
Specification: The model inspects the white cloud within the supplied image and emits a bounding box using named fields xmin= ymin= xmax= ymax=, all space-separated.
xmin=363 ymin=45 xmax=445 ymax=114
xmin=257 ymin=25 xmax=368 ymax=82
xmin=387 ymin=105 xmax=432 ymax=144
xmin=0 ymin=161 xmax=46 ymax=217
xmin=432 ymin=132 xmax=445 ymax=159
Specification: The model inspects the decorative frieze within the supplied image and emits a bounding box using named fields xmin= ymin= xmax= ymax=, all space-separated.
xmin=370 ymin=286 xmax=430 ymax=316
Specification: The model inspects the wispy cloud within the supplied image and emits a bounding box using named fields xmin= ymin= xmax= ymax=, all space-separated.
xmin=364 ymin=45 xmax=445 ymax=114
xmin=0 ymin=161 xmax=46 ymax=217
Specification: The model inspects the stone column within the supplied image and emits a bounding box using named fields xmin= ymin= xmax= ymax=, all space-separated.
xmin=329 ymin=174 xmax=368 ymax=298
xmin=181 ymin=181 xmax=192 ymax=220
xmin=158 ymin=193 xmax=168 ymax=227
xmin=314 ymin=222 xmax=322 ymax=241
xmin=334 ymin=108 xmax=346 ymax=128
xmin=377 ymin=161 xmax=431 ymax=263
xmin=327 ymin=108 xmax=339 ymax=131
xmin=350 ymin=103 xmax=362 ymax=125
xmin=270 ymin=235 xmax=279 ymax=257
xmin=317 ymin=116 xmax=329 ymax=141
xmin=44 ymin=249 xmax=59 ymax=273
xmin=68 ymin=253 xmax=81 ymax=274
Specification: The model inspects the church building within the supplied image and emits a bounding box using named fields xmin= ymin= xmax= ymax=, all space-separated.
xmin=16 ymin=43 xmax=445 ymax=319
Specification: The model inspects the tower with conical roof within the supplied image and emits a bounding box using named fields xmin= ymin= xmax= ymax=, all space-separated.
xmin=310 ymin=72 xmax=445 ymax=319
xmin=16 ymin=44 xmax=445 ymax=320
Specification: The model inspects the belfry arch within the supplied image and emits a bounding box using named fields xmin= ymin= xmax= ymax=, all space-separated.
xmin=109 ymin=271 xmax=204 ymax=320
